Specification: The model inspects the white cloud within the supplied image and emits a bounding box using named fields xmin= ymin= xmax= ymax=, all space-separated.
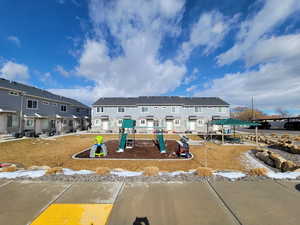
xmin=179 ymin=11 xmax=235 ymax=61
xmin=195 ymin=59 xmax=300 ymax=109
xmin=48 ymin=86 xmax=96 ymax=105
xmin=7 ymin=36 xmax=21 ymax=47
xmin=183 ymin=68 xmax=198 ymax=85
xmin=244 ymin=33 xmax=300 ymax=66
xmin=186 ymin=85 xmax=197 ymax=92
xmin=54 ymin=65 xmax=70 ymax=77
xmin=66 ymin=0 xmax=187 ymax=102
xmin=217 ymin=0 xmax=300 ymax=65
xmin=0 ymin=61 xmax=29 ymax=82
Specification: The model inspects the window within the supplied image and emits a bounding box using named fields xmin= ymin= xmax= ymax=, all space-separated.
xmin=94 ymin=119 xmax=100 ymax=125
xmin=118 ymin=119 xmax=123 ymax=127
xmin=171 ymin=106 xmax=176 ymax=113
xmin=68 ymin=120 xmax=73 ymax=127
xmin=195 ymin=107 xmax=202 ymax=112
xmin=76 ymin=108 xmax=80 ymax=113
xmin=140 ymin=119 xmax=146 ymax=126
xmin=7 ymin=115 xmax=18 ymax=128
xmin=218 ymin=107 xmax=222 ymax=112
xmin=118 ymin=107 xmax=125 ymax=113
xmin=9 ymin=91 xmax=19 ymax=96
xmin=42 ymin=101 xmax=49 ymax=105
xmin=63 ymin=120 xmax=67 ymax=125
xmin=97 ymin=107 xmax=104 ymax=113
xmin=141 ymin=106 xmax=148 ymax=112
xmin=198 ymin=119 xmax=204 ymax=125
xmin=61 ymin=105 xmax=67 ymax=112
xmin=27 ymin=100 xmax=38 ymax=109
xmin=174 ymin=119 xmax=180 ymax=126
xmin=26 ymin=119 xmax=34 ymax=127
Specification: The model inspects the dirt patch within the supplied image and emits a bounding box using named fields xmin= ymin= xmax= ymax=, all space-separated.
xmin=75 ymin=140 xmax=181 ymax=159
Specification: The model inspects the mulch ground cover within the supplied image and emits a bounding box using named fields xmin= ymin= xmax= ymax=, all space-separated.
xmin=75 ymin=139 xmax=182 ymax=159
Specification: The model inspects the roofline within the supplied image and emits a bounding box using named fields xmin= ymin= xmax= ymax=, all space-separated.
xmin=0 ymin=86 xmax=89 ymax=109
xmin=92 ymin=104 xmax=230 ymax=107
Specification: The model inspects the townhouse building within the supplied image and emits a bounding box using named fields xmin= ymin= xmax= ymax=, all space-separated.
xmin=91 ymin=96 xmax=230 ymax=133
xmin=0 ymin=78 xmax=90 ymax=135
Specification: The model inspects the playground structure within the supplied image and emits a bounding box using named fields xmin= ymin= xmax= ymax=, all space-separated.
xmin=117 ymin=119 xmax=167 ymax=154
xmin=176 ymin=136 xmax=192 ymax=158
xmin=89 ymin=135 xmax=108 ymax=158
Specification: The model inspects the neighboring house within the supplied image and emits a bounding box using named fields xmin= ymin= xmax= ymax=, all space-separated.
xmin=91 ymin=96 xmax=230 ymax=133
xmin=0 ymin=78 xmax=90 ymax=135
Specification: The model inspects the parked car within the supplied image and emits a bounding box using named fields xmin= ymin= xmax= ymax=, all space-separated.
xmin=249 ymin=121 xmax=271 ymax=129
xmin=284 ymin=121 xmax=300 ymax=130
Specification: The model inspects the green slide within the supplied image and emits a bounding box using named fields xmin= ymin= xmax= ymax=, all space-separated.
xmin=117 ymin=133 xmax=127 ymax=152
xmin=157 ymin=134 xmax=166 ymax=153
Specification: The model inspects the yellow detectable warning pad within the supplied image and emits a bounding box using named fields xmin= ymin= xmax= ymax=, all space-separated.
xmin=30 ymin=204 xmax=113 ymax=225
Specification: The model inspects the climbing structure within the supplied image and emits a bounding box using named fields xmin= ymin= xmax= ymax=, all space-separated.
xmin=117 ymin=119 xmax=136 ymax=153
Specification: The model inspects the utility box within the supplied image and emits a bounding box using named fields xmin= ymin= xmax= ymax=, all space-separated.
xmin=122 ymin=119 xmax=136 ymax=128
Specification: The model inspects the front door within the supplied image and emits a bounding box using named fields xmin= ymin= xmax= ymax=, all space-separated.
xmin=166 ymin=120 xmax=173 ymax=131
xmin=147 ymin=120 xmax=154 ymax=131
xmin=102 ymin=120 xmax=109 ymax=130
xmin=189 ymin=120 xmax=196 ymax=131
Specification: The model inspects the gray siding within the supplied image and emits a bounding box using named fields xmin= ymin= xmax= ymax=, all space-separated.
xmin=91 ymin=105 xmax=230 ymax=133
xmin=0 ymin=86 xmax=90 ymax=134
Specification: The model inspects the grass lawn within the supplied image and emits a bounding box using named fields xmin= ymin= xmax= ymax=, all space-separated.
xmin=0 ymin=134 xmax=254 ymax=172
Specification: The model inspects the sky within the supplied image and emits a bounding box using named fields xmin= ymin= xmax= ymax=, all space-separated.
xmin=0 ymin=0 xmax=300 ymax=114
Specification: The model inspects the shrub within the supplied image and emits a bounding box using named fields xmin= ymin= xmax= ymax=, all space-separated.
xmin=46 ymin=167 xmax=63 ymax=175
xmin=0 ymin=165 xmax=17 ymax=172
xmin=95 ymin=167 xmax=111 ymax=175
xmin=195 ymin=167 xmax=213 ymax=177
xmin=248 ymin=168 xmax=268 ymax=176
xmin=143 ymin=167 xmax=159 ymax=176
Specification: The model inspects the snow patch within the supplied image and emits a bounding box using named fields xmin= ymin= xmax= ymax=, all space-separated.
xmin=214 ymin=171 xmax=246 ymax=180
xmin=159 ymin=171 xmax=194 ymax=176
xmin=0 ymin=170 xmax=46 ymax=179
xmin=266 ymin=171 xmax=300 ymax=179
xmin=110 ymin=170 xmax=143 ymax=177
xmin=63 ymin=168 xmax=94 ymax=175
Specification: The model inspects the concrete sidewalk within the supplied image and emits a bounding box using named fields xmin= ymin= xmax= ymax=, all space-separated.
xmin=0 ymin=180 xmax=299 ymax=225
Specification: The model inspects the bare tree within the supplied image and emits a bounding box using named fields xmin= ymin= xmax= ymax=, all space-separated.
xmin=231 ymin=107 xmax=265 ymax=120
xmin=275 ymin=108 xmax=290 ymax=117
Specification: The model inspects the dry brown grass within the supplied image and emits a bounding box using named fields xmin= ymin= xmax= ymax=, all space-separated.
xmin=95 ymin=167 xmax=111 ymax=175
xmin=195 ymin=167 xmax=213 ymax=176
xmin=0 ymin=165 xmax=17 ymax=172
xmin=294 ymin=136 xmax=300 ymax=141
xmin=0 ymin=134 xmax=253 ymax=172
xmin=143 ymin=166 xmax=159 ymax=176
xmin=46 ymin=167 xmax=63 ymax=175
xmin=186 ymin=135 xmax=203 ymax=141
xmin=248 ymin=168 xmax=268 ymax=176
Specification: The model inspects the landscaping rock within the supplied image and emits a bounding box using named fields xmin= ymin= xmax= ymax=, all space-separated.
xmin=269 ymin=153 xmax=286 ymax=169
xmin=256 ymin=151 xmax=275 ymax=167
xmin=281 ymin=161 xmax=298 ymax=172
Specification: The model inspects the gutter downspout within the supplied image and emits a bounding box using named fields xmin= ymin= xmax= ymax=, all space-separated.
xmin=19 ymin=92 xmax=24 ymax=133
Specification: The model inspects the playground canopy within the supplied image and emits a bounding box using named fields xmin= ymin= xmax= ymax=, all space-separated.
xmin=210 ymin=118 xmax=260 ymax=126
xmin=209 ymin=118 xmax=260 ymax=147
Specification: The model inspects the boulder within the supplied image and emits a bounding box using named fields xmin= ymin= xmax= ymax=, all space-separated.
xmin=269 ymin=153 xmax=286 ymax=169
xmin=255 ymin=151 xmax=274 ymax=167
xmin=281 ymin=161 xmax=298 ymax=172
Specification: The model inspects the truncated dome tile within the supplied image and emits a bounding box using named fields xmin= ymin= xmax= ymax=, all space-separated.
xmin=30 ymin=204 xmax=113 ymax=225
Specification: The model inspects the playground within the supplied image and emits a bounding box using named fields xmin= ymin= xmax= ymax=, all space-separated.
xmin=75 ymin=139 xmax=184 ymax=159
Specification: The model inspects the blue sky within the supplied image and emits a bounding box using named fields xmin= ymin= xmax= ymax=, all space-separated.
xmin=1 ymin=0 xmax=300 ymax=114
